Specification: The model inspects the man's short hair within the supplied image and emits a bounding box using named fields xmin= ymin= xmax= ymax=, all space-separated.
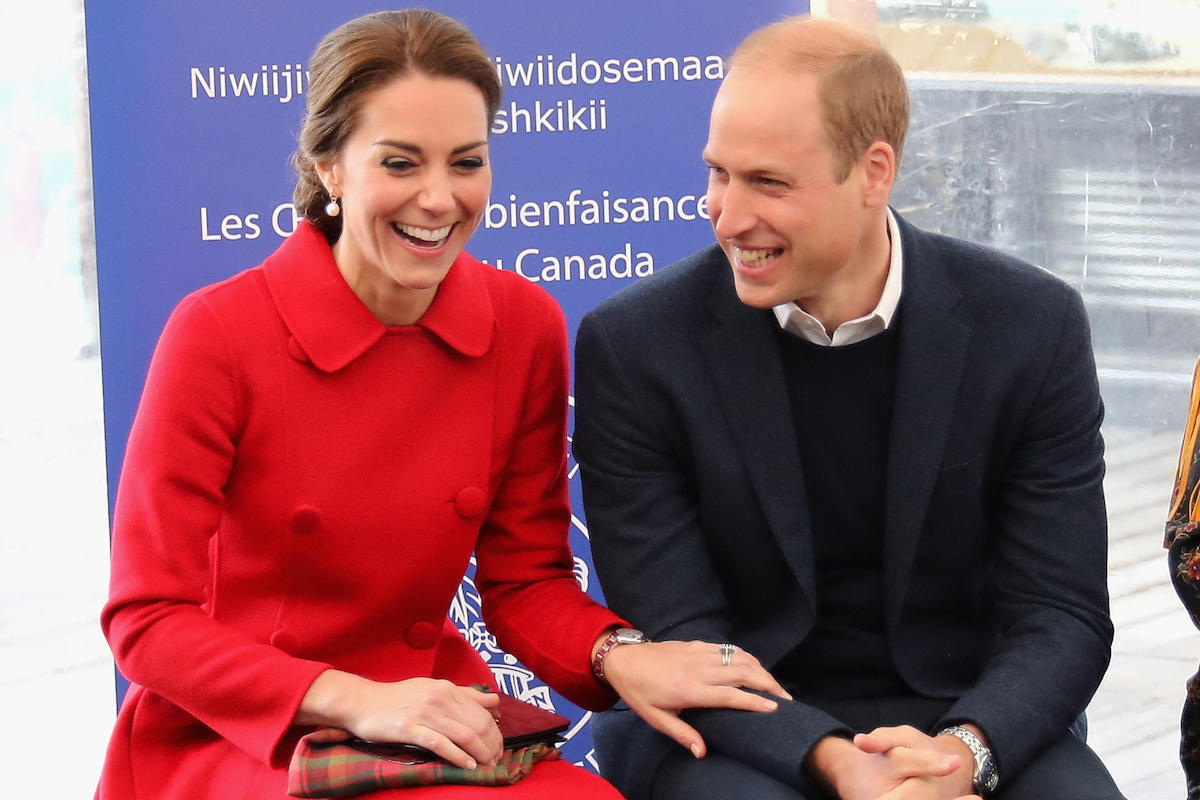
xmin=730 ymin=16 xmax=909 ymax=182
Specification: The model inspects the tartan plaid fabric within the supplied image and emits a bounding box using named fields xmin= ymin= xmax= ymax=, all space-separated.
xmin=287 ymin=728 xmax=560 ymax=798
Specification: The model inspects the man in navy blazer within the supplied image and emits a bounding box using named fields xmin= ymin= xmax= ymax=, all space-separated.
xmin=574 ymin=16 xmax=1125 ymax=800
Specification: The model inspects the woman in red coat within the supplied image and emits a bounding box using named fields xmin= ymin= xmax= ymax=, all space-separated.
xmin=96 ymin=9 xmax=787 ymax=799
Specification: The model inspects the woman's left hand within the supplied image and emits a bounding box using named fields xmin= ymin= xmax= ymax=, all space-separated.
xmin=599 ymin=639 xmax=792 ymax=758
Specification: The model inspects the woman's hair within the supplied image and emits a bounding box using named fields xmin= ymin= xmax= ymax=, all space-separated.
xmin=730 ymin=16 xmax=909 ymax=182
xmin=292 ymin=9 xmax=501 ymax=239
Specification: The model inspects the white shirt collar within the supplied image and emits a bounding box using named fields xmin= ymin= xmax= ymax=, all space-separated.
xmin=772 ymin=208 xmax=903 ymax=347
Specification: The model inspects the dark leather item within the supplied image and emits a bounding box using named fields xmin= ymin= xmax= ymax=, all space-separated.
xmin=346 ymin=691 xmax=570 ymax=762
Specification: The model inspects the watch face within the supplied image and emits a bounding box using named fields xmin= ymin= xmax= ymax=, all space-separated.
xmin=613 ymin=627 xmax=645 ymax=644
xmin=978 ymin=757 xmax=999 ymax=793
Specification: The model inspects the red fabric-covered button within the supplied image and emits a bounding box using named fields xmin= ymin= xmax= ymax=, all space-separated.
xmin=287 ymin=336 xmax=309 ymax=363
xmin=405 ymin=621 xmax=440 ymax=649
xmin=454 ymin=486 xmax=487 ymax=519
xmin=290 ymin=505 xmax=322 ymax=534
xmin=270 ymin=630 xmax=301 ymax=653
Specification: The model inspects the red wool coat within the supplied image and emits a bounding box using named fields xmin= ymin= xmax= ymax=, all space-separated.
xmin=97 ymin=222 xmax=624 ymax=799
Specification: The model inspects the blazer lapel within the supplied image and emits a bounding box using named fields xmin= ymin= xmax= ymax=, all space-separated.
xmin=883 ymin=220 xmax=970 ymax=623
xmin=699 ymin=269 xmax=817 ymax=607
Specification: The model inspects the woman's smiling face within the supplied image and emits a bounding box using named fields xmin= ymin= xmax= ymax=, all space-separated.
xmin=318 ymin=72 xmax=491 ymax=325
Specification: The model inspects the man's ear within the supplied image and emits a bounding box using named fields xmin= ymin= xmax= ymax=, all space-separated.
xmin=860 ymin=141 xmax=896 ymax=209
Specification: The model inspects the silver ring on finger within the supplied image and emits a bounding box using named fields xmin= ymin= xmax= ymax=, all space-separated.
xmin=718 ymin=642 xmax=736 ymax=666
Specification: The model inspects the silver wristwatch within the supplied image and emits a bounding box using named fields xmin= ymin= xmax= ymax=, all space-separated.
xmin=938 ymin=725 xmax=999 ymax=797
xmin=591 ymin=627 xmax=646 ymax=681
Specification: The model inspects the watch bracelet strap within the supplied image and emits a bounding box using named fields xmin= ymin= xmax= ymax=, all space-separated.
xmin=938 ymin=725 xmax=993 ymax=794
xmin=591 ymin=629 xmax=621 ymax=681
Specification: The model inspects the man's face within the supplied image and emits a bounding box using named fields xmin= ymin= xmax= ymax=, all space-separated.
xmin=703 ymin=66 xmax=877 ymax=315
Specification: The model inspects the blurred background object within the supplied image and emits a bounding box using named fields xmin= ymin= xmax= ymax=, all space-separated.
xmin=0 ymin=0 xmax=112 ymax=797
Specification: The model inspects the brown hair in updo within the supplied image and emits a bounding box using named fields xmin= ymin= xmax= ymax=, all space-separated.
xmin=292 ymin=9 xmax=501 ymax=240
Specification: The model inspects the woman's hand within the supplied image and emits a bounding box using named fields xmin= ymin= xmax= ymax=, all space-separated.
xmin=598 ymin=639 xmax=792 ymax=758
xmin=297 ymin=670 xmax=503 ymax=769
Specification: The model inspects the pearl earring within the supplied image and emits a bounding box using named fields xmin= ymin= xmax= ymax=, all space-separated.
xmin=324 ymin=195 xmax=341 ymax=217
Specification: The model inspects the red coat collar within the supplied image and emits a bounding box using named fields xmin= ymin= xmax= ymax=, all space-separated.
xmin=263 ymin=221 xmax=495 ymax=372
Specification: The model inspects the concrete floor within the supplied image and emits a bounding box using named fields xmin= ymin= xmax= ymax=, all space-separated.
xmin=1088 ymin=425 xmax=1198 ymax=799
xmin=2 ymin=353 xmax=1195 ymax=798
xmin=1 ymin=354 xmax=113 ymax=798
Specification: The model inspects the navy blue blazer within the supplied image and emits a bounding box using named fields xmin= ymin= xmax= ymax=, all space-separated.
xmin=573 ymin=212 xmax=1113 ymax=797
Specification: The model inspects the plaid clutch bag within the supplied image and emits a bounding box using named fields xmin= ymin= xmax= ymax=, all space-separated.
xmin=287 ymin=693 xmax=570 ymax=798
xmin=287 ymin=728 xmax=560 ymax=797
